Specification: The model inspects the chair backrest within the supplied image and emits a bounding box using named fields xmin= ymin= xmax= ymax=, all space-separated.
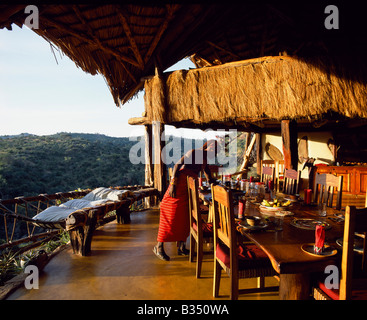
xmin=313 ymin=173 xmax=343 ymax=210
xmin=187 ymin=176 xmax=203 ymax=236
xmin=340 ymin=205 xmax=367 ymax=299
xmin=261 ymin=160 xmax=285 ymax=191
xmin=282 ymin=169 xmax=301 ymax=195
xmin=211 ymin=184 xmax=237 ymax=269
xmin=261 ymin=166 xmax=276 ymax=187
xmin=277 ymin=160 xmax=285 ymax=178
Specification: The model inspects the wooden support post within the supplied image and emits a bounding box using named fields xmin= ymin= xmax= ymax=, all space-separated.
xmin=256 ymin=133 xmax=262 ymax=176
xmin=116 ymin=205 xmax=131 ymax=224
xmin=67 ymin=209 xmax=98 ymax=256
xmin=239 ymin=132 xmax=256 ymax=178
xmin=281 ymin=120 xmax=298 ymax=170
xmin=144 ymin=124 xmax=154 ymax=207
xmin=153 ymin=121 xmax=167 ymax=198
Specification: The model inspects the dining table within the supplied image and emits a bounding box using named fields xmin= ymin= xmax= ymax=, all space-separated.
xmin=198 ymin=187 xmax=345 ymax=300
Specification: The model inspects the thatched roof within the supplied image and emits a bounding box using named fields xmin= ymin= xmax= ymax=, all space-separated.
xmin=141 ymin=55 xmax=367 ymax=132
xmin=1 ymin=3 xmax=366 ymax=109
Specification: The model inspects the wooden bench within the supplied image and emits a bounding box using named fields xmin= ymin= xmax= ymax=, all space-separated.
xmin=65 ymin=187 xmax=158 ymax=255
xmin=0 ymin=186 xmax=158 ymax=256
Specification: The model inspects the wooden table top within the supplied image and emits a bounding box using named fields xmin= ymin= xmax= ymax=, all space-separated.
xmin=243 ymin=201 xmax=344 ymax=274
xmin=199 ymin=189 xmax=344 ymax=275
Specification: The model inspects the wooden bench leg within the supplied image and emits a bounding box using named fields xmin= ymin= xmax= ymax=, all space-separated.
xmin=68 ymin=210 xmax=98 ymax=256
xmin=116 ymin=206 xmax=131 ymax=224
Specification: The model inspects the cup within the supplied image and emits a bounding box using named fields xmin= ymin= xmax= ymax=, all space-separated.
xmin=274 ymin=216 xmax=283 ymax=231
xmin=318 ymin=202 xmax=327 ymax=217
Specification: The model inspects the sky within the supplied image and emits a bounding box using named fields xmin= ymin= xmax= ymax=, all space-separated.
xmin=0 ymin=24 xmax=215 ymax=139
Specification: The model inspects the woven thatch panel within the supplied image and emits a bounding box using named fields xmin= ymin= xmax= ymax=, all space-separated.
xmin=145 ymin=56 xmax=367 ymax=126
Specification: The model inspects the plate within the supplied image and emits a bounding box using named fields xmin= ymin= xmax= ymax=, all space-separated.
xmin=301 ymin=243 xmax=338 ymax=257
xmin=260 ymin=204 xmax=291 ymax=211
xmin=336 ymin=237 xmax=364 ymax=253
xmin=284 ymin=197 xmax=299 ymax=202
xmin=291 ymin=218 xmax=331 ymax=230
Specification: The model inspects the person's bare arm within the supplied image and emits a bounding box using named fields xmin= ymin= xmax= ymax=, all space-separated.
xmin=169 ymin=154 xmax=186 ymax=198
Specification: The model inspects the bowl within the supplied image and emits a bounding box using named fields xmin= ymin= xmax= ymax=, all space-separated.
xmin=245 ymin=216 xmax=261 ymax=226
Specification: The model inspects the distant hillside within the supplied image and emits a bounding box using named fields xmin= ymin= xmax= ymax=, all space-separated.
xmin=0 ymin=133 xmax=144 ymax=199
xmin=0 ymin=132 xmax=251 ymax=199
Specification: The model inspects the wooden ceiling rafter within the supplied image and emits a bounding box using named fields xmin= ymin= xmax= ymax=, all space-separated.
xmin=41 ymin=13 xmax=141 ymax=70
xmin=143 ymin=4 xmax=179 ymax=65
xmin=206 ymin=40 xmax=240 ymax=60
xmin=117 ymin=8 xmax=144 ymax=70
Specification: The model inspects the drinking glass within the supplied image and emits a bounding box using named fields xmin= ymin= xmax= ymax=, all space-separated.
xmin=318 ymin=203 xmax=327 ymax=217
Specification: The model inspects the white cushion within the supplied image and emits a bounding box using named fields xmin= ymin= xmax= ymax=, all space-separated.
xmin=82 ymin=187 xmax=112 ymax=201
xmin=60 ymin=199 xmax=94 ymax=209
xmin=82 ymin=188 xmax=133 ymax=201
xmin=33 ymin=187 xmax=133 ymax=222
xmin=105 ymin=189 xmax=132 ymax=200
xmin=33 ymin=206 xmax=76 ymax=222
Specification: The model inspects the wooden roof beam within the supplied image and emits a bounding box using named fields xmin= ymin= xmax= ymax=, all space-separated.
xmin=144 ymin=4 xmax=179 ymax=64
xmin=206 ymin=41 xmax=240 ymax=60
xmin=41 ymin=14 xmax=141 ymax=71
xmin=117 ymin=10 xmax=144 ymax=70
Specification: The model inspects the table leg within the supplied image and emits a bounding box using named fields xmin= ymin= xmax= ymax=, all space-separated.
xmin=279 ymin=273 xmax=311 ymax=300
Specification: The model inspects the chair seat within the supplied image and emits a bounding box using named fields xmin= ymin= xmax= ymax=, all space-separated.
xmin=216 ymin=242 xmax=275 ymax=273
xmin=193 ymin=221 xmax=213 ymax=236
xmin=317 ymin=280 xmax=367 ymax=300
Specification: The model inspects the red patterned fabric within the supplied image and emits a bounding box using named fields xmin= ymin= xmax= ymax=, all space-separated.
xmin=216 ymin=242 xmax=271 ymax=270
xmin=157 ymin=169 xmax=197 ymax=242
xmin=318 ymin=281 xmax=367 ymax=300
xmin=193 ymin=221 xmax=213 ymax=236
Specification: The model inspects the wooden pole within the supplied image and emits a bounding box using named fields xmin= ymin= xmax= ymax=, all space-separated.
xmin=152 ymin=61 xmax=167 ymax=198
xmin=239 ymin=133 xmax=256 ymax=178
xmin=256 ymin=133 xmax=262 ymax=176
xmin=153 ymin=121 xmax=167 ymax=198
xmin=144 ymin=124 xmax=154 ymax=207
xmin=281 ymin=120 xmax=298 ymax=170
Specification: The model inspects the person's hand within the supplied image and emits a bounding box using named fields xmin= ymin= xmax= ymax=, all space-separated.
xmin=169 ymin=178 xmax=177 ymax=197
xmin=169 ymin=184 xmax=177 ymax=198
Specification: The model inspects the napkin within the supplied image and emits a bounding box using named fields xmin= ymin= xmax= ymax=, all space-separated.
xmin=314 ymin=225 xmax=325 ymax=254
xmin=304 ymin=189 xmax=312 ymax=204
xmin=268 ymin=180 xmax=274 ymax=190
xmin=238 ymin=199 xmax=245 ymax=219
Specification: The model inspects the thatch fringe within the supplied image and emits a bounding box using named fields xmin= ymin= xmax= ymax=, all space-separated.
xmin=145 ymin=75 xmax=166 ymax=123
xmin=144 ymin=56 xmax=367 ymax=125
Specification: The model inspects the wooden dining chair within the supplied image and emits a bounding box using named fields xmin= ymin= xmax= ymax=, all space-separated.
xmin=281 ymin=169 xmax=301 ymax=195
xmin=187 ymin=176 xmax=213 ymax=278
xmin=261 ymin=165 xmax=275 ymax=189
xmin=261 ymin=160 xmax=285 ymax=191
xmin=313 ymin=173 xmax=343 ymax=210
xmin=313 ymin=205 xmax=367 ymax=300
xmin=211 ymin=184 xmax=278 ymax=300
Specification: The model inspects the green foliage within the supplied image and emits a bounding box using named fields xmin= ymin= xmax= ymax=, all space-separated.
xmin=0 ymin=133 xmax=145 ymax=199
xmin=0 ymin=248 xmax=22 ymax=285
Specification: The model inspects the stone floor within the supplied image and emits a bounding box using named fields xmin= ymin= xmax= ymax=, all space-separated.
xmin=6 ymin=209 xmax=279 ymax=300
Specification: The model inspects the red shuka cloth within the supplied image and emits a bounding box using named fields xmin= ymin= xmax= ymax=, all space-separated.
xmin=157 ymin=168 xmax=198 ymax=242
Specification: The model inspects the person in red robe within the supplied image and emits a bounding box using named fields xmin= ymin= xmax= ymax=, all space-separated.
xmin=153 ymin=140 xmax=218 ymax=261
